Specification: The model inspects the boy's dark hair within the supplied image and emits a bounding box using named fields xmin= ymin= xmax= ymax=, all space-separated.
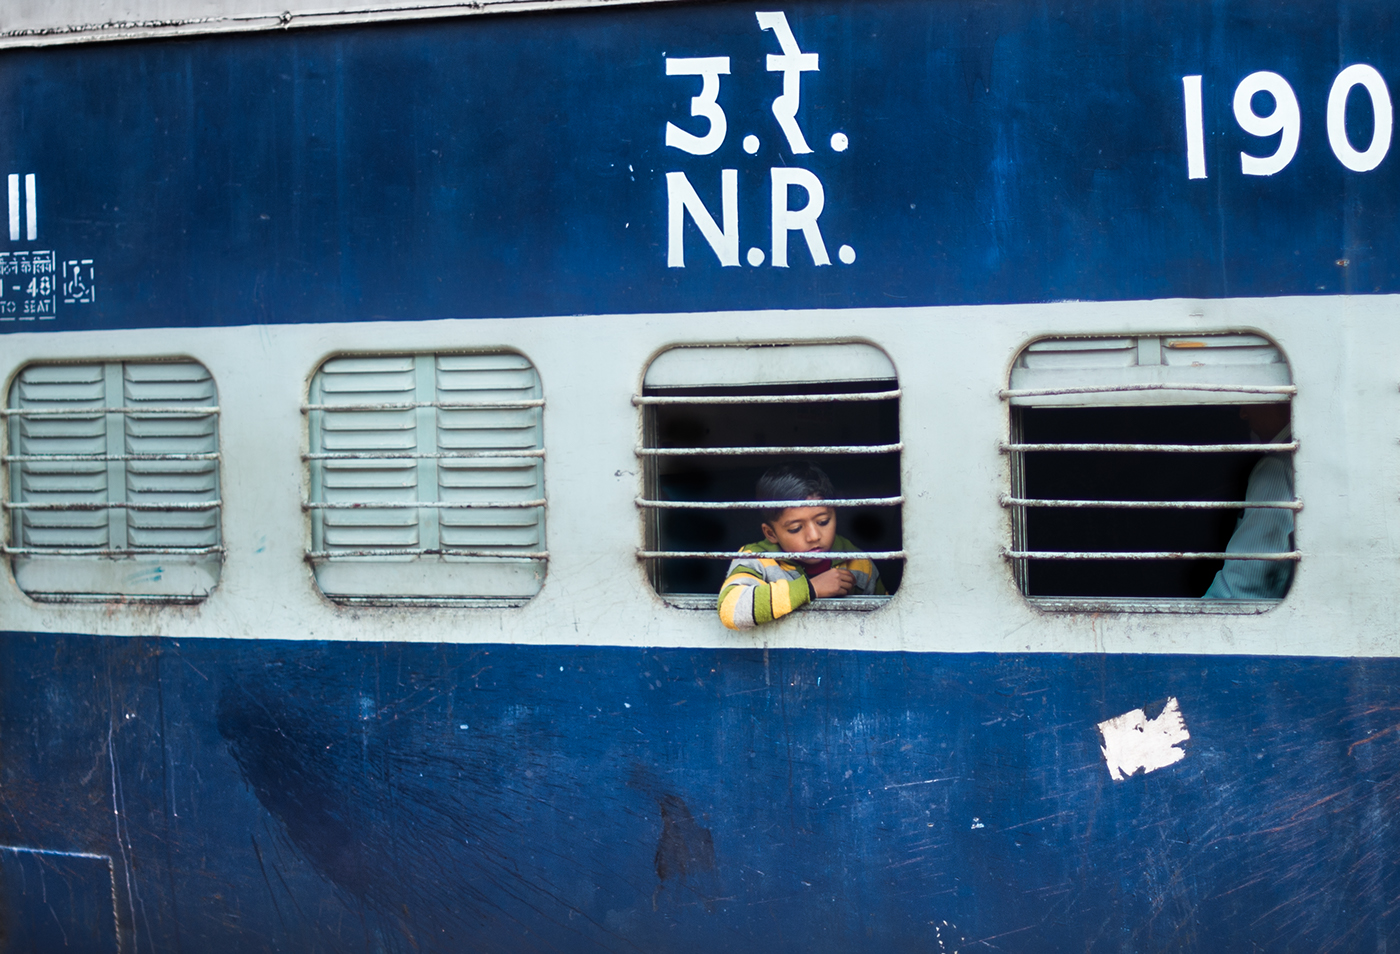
xmin=756 ymin=462 xmax=835 ymax=522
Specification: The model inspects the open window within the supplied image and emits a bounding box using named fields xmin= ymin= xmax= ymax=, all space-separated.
xmin=636 ymin=342 xmax=903 ymax=608
xmin=5 ymin=360 xmax=222 ymax=602
xmin=305 ymin=352 xmax=545 ymax=604
xmin=1002 ymin=333 xmax=1299 ymax=607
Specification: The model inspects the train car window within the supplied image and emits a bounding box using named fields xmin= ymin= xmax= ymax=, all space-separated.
xmin=636 ymin=343 xmax=903 ymax=607
xmin=305 ymin=352 xmax=545 ymax=603
xmin=1003 ymin=333 xmax=1299 ymax=606
xmin=5 ymin=360 xmax=222 ymax=602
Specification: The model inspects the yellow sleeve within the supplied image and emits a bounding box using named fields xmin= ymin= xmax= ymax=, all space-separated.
xmin=717 ymin=561 xmax=812 ymax=630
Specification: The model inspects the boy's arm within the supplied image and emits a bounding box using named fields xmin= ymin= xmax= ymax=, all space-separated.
xmin=839 ymin=556 xmax=887 ymax=595
xmin=718 ymin=560 xmax=812 ymax=630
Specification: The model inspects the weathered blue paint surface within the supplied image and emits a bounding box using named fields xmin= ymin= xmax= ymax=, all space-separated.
xmin=0 ymin=848 xmax=117 ymax=954
xmin=1 ymin=0 xmax=1399 ymax=332
xmin=1 ymin=631 xmax=1397 ymax=952
xmin=3 ymin=0 xmax=1399 ymax=949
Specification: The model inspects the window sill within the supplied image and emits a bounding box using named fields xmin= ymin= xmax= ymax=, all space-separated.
xmin=323 ymin=595 xmax=534 ymax=609
xmin=21 ymin=592 xmax=208 ymax=605
xmin=661 ymin=594 xmax=892 ymax=613
xmin=1025 ymin=596 xmax=1282 ymax=615
xmin=13 ymin=555 xmax=219 ymax=600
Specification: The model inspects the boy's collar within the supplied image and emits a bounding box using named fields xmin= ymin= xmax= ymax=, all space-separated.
xmin=748 ymin=539 xmax=801 ymax=568
xmin=746 ymin=537 xmax=853 ymax=564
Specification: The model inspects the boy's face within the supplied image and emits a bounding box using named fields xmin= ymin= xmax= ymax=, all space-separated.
xmin=761 ymin=504 xmax=837 ymax=559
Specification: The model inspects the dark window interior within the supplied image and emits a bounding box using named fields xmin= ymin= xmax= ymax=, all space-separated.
xmin=1016 ymin=403 xmax=1290 ymax=598
xmin=645 ymin=380 xmax=901 ymax=596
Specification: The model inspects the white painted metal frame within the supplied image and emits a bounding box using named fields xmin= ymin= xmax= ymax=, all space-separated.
xmin=1002 ymin=333 xmax=1300 ymax=596
xmin=633 ymin=346 xmax=905 ymax=605
xmin=303 ymin=351 xmax=547 ymax=602
xmin=3 ymin=359 xmax=223 ymax=601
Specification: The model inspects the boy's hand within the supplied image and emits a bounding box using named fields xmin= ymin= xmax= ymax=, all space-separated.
xmin=811 ymin=567 xmax=856 ymax=598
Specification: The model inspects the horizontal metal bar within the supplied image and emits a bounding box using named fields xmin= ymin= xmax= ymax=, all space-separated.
xmin=633 ymin=389 xmax=901 ymax=406
xmin=1001 ymin=441 xmax=1298 ymax=454
xmin=305 ymin=549 xmax=548 ymax=560
xmin=1 ymin=406 xmax=218 ymax=417
xmin=1000 ymin=383 xmax=1295 ymax=399
xmin=327 ymin=596 xmax=534 ymax=608
xmin=5 ymin=453 xmax=221 ymax=462
xmin=302 ymin=399 xmax=544 ymax=412
xmin=5 ymin=500 xmax=221 ymax=511
xmin=662 ymin=593 xmax=891 ymax=611
xmin=1025 ymin=596 xmax=1279 ymax=614
xmin=636 ymin=496 xmax=903 ymax=510
xmin=2 ymin=545 xmax=225 ymax=556
xmin=304 ymin=449 xmax=544 ymax=461
xmin=1003 ymin=549 xmax=1301 ymax=561
xmin=637 ymin=443 xmax=902 ymax=457
xmin=303 ymin=499 xmax=545 ymax=510
xmin=1001 ymin=496 xmax=1302 ymax=511
xmin=637 ymin=549 xmax=907 ymax=561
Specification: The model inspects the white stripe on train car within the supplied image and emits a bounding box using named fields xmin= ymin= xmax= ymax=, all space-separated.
xmin=2 ymin=294 xmax=1398 ymax=656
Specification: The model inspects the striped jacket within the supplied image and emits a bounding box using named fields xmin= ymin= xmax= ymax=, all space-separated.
xmin=717 ymin=536 xmax=886 ymax=630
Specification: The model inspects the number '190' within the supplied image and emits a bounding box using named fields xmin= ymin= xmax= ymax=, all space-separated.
xmin=1183 ymin=65 xmax=1393 ymax=178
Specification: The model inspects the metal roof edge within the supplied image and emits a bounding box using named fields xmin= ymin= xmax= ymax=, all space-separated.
xmin=0 ymin=0 xmax=675 ymax=49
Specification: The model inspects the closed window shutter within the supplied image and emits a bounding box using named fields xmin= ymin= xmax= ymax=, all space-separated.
xmin=12 ymin=364 xmax=109 ymax=550
xmin=307 ymin=352 xmax=545 ymax=601
xmin=7 ymin=360 xmax=222 ymax=600
xmin=312 ymin=356 xmax=420 ymax=555
xmin=435 ymin=354 xmax=544 ymax=554
xmin=124 ymin=362 xmax=220 ymax=550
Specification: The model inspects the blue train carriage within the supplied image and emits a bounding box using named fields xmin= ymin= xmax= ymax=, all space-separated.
xmin=0 ymin=0 xmax=1398 ymax=949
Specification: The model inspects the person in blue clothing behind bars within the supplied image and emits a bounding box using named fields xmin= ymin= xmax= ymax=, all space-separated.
xmin=1203 ymin=402 xmax=1295 ymax=599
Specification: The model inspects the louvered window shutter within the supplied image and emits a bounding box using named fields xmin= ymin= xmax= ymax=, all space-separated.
xmin=6 ymin=360 xmax=222 ymax=600
xmin=1008 ymin=334 xmax=1291 ymax=406
xmin=307 ymin=352 xmax=545 ymax=600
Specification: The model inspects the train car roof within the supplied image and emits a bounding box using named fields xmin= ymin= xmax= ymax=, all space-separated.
xmin=0 ymin=0 xmax=670 ymax=49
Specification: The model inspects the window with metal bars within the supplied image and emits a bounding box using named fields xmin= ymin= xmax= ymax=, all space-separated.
xmin=4 ymin=360 xmax=222 ymax=601
xmin=1002 ymin=333 xmax=1299 ymax=604
xmin=305 ymin=351 xmax=545 ymax=603
xmin=636 ymin=343 xmax=903 ymax=606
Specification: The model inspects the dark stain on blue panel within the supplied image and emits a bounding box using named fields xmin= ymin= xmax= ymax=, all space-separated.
xmin=1 ymin=632 xmax=1400 ymax=951
xmin=651 ymin=794 xmax=717 ymax=893
xmin=217 ymin=680 xmax=365 ymax=898
xmin=627 ymin=766 xmax=722 ymax=911
xmin=3 ymin=0 xmax=1400 ymax=331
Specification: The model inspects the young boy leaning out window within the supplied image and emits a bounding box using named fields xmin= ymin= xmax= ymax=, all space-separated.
xmin=717 ymin=463 xmax=886 ymax=631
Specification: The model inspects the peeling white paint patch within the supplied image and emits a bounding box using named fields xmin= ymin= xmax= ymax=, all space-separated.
xmin=1098 ymin=696 xmax=1190 ymax=781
